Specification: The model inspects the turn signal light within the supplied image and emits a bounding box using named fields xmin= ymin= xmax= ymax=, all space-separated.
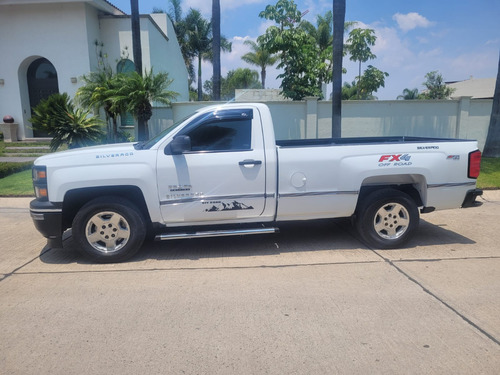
xmin=35 ymin=186 xmax=48 ymax=199
xmin=468 ymin=150 xmax=481 ymax=179
xmin=32 ymin=166 xmax=48 ymax=201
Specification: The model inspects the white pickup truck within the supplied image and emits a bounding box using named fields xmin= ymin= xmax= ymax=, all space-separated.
xmin=30 ymin=103 xmax=483 ymax=262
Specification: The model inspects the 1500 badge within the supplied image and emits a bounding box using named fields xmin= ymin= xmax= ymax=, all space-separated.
xmin=378 ymin=154 xmax=412 ymax=167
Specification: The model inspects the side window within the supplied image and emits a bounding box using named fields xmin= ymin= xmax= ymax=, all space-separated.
xmin=187 ymin=119 xmax=252 ymax=152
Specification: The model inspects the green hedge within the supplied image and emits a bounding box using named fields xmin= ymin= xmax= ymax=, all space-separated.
xmin=0 ymin=162 xmax=33 ymax=179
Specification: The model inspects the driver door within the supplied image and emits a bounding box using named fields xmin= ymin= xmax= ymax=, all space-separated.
xmin=157 ymin=108 xmax=267 ymax=225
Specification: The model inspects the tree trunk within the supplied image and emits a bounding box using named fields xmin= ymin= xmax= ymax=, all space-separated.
xmin=197 ymin=55 xmax=203 ymax=101
xmin=261 ymin=68 xmax=266 ymax=89
xmin=357 ymin=61 xmax=361 ymax=100
xmin=331 ymin=0 xmax=345 ymax=138
xmin=130 ymin=0 xmax=146 ymax=140
xmin=130 ymin=0 xmax=142 ymax=75
xmin=137 ymin=117 xmax=148 ymax=141
xmin=212 ymin=0 xmax=221 ymax=101
xmin=483 ymin=52 xmax=500 ymax=157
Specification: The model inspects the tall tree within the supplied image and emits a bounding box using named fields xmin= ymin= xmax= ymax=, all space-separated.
xmin=241 ymin=39 xmax=278 ymax=88
xmin=185 ymin=9 xmax=211 ymax=101
xmin=357 ymin=65 xmax=389 ymax=99
xmin=185 ymin=9 xmax=231 ymax=101
xmin=259 ymin=0 xmax=323 ymax=100
xmin=164 ymin=0 xmax=195 ymax=82
xmin=483 ymin=52 xmax=500 ymax=157
xmin=346 ymin=28 xmax=376 ymax=99
xmin=331 ymin=0 xmax=345 ymax=138
xmin=212 ymin=0 xmax=221 ymax=100
xmin=421 ymin=71 xmax=454 ymax=99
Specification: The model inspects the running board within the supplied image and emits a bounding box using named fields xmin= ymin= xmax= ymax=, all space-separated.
xmin=155 ymin=227 xmax=279 ymax=241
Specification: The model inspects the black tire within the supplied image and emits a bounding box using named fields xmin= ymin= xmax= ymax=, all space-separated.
xmin=72 ymin=196 xmax=146 ymax=263
xmin=355 ymin=189 xmax=419 ymax=249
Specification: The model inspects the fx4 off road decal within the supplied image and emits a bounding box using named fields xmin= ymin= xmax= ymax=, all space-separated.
xmin=378 ymin=154 xmax=412 ymax=167
xmin=204 ymin=201 xmax=254 ymax=212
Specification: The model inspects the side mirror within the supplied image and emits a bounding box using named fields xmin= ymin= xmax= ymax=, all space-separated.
xmin=170 ymin=135 xmax=191 ymax=155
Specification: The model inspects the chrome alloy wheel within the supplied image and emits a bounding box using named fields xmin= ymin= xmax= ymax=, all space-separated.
xmin=373 ymin=202 xmax=410 ymax=240
xmin=85 ymin=211 xmax=131 ymax=253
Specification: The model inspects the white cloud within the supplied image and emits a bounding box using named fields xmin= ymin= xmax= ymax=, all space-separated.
xmin=393 ymin=12 xmax=434 ymax=33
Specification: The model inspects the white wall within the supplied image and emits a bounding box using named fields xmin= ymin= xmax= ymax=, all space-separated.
xmin=0 ymin=2 xmax=93 ymax=138
xmin=100 ymin=14 xmax=189 ymax=102
xmin=149 ymin=13 xmax=189 ymax=103
xmin=151 ymin=97 xmax=493 ymax=151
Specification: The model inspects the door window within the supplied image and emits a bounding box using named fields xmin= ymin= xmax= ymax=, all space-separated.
xmin=187 ymin=119 xmax=251 ymax=152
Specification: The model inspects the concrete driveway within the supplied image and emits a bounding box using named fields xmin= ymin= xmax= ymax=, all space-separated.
xmin=1 ymin=191 xmax=499 ymax=374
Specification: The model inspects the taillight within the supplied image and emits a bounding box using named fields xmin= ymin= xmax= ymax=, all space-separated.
xmin=468 ymin=150 xmax=481 ymax=179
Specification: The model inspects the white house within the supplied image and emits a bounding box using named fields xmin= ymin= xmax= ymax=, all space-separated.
xmin=447 ymin=77 xmax=496 ymax=99
xmin=0 ymin=0 xmax=189 ymax=140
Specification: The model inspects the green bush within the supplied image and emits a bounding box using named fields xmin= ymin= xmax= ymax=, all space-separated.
xmin=29 ymin=93 xmax=105 ymax=151
xmin=0 ymin=162 xmax=32 ymax=179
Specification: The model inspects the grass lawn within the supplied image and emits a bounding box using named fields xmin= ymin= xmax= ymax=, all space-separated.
xmin=477 ymin=157 xmax=500 ymax=189
xmin=0 ymin=169 xmax=34 ymax=196
xmin=0 ymin=157 xmax=499 ymax=198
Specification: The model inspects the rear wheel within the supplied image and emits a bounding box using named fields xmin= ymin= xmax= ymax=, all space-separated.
xmin=72 ymin=197 xmax=146 ymax=262
xmin=355 ymin=189 xmax=419 ymax=249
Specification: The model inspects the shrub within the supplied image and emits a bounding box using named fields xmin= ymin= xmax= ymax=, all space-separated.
xmin=0 ymin=162 xmax=33 ymax=179
xmin=29 ymin=93 xmax=105 ymax=151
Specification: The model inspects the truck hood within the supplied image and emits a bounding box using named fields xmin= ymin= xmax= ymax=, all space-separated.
xmin=34 ymin=143 xmax=138 ymax=166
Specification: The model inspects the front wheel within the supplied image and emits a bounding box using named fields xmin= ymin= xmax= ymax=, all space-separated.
xmin=355 ymin=189 xmax=419 ymax=249
xmin=72 ymin=197 xmax=146 ymax=263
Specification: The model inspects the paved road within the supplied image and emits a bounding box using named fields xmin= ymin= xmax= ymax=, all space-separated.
xmin=1 ymin=192 xmax=499 ymax=374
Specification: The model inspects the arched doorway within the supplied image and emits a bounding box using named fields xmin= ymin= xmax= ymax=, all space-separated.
xmin=27 ymin=58 xmax=59 ymax=137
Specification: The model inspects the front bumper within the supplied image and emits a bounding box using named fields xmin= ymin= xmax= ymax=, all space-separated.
xmin=461 ymin=188 xmax=483 ymax=208
xmin=30 ymin=199 xmax=64 ymax=248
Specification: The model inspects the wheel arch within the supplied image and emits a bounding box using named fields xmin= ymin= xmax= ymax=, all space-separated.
xmin=356 ymin=174 xmax=427 ymax=213
xmin=62 ymin=185 xmax=151 ymax=231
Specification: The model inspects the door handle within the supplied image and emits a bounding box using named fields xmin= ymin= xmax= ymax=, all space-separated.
xmin=239 ymin=159 xmax=262 ymax=166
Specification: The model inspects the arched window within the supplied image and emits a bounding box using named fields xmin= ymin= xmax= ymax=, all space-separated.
xmin=117 ymin=59 xmax=135 ymax=74
xmin=27 ymin=58 xmax=59 ymax=137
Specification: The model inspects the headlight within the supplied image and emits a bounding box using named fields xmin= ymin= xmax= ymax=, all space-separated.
xmin=32 ymin=166 xmax=48 ymax=200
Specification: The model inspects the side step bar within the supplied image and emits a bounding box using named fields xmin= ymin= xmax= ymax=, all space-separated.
xmin=155 ymin=227 xmax=279 ymax=241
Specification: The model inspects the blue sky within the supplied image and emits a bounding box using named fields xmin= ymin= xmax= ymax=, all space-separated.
xmin=110 ymin=0 xmax=500 ymax=99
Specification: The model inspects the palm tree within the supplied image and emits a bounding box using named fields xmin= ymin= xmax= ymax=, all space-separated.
xmin=185 ymin=9 xmax=211 ymax=101
xmin=30 ymin=93 xmax=104 ymax=151
xmin=185 ymin=9 xmax=231 ymax=101
xmin=332 ymin=0 xmax=346 ymax=138
xmin=241 ymin=39 xmax=278 ymax=88
xmin=397 ymin=88 xmax=420 ymax=100
xmin=76 ymin=69 xmax=122 ymax=142
xmin=50 ymin=108 xmax=105 ymax=151
xmin=166 ymin=0 xmax=195 ymax=83
xmin=346 ymin=28 xmax=377 ymax=99
xmin=109 ymin=69 xmax=178 ymax=140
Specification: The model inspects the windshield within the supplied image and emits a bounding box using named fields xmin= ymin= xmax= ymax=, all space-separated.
xmin=137 ymin=113 xmax=196 ymax=150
